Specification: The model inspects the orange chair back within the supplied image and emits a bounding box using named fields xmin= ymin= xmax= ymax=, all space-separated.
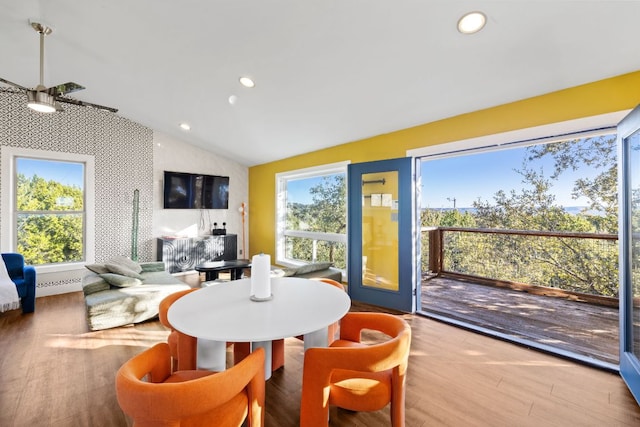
xmin=300 ymin=312 xmax=411 ymax=426
xmin=159 ymin=289 xmax=199 ymax=371
xmin=116 ymin=342 xmax=265 ymax=427
xmin=308 ymin=278 xmax=348 ymax=344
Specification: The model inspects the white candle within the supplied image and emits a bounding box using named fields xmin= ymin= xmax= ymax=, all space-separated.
xmin=251 ymin=253 xmax=271 ymax=299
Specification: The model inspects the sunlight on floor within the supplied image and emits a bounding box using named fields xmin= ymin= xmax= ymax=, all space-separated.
xmin=44 ymin=329 xmax=168 ymax=349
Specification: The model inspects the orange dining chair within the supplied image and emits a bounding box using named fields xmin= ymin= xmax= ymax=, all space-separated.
xmin=300 ymin=312 xmax=411 ymax=427
xmin=311 ymin=278 xmax=346 ymax=343
xmin=158 ymin=289 xmax=200 ymax=371
xmin=116 ymin=342 xmax=265 ymax=427
xmin=294 ymin=278 xmax=347 ymax=345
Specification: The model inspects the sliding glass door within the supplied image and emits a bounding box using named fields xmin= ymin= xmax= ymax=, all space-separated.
xmin=618 ymin=104 xmax=640 ymax=404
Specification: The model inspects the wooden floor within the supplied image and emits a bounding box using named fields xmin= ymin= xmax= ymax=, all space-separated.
xmin=1 ymin=277 xmax=640 ymax=426
xmin=422 ymin=276 xmax=620 ymax=366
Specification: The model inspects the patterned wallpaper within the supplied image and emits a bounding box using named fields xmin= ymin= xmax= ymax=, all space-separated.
xmin=0 ymin=88 xmax=154 ymax=284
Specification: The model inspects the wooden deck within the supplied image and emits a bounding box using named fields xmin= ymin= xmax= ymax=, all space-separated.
xmin=420 ymin=275 xmax=620 ymax=366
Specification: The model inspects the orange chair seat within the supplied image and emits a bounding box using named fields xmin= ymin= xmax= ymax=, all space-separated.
xmin=329 ymin=369 xmax=391 ymax=412
xmin=330 ymin=339 xmax=366 ymax=349
xmin=163 ymin=369 xmax=217 ymax=383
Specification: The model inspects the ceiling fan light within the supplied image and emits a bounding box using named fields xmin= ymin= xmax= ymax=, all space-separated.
xmin=27 ymin=91 xmax=56 ymax=113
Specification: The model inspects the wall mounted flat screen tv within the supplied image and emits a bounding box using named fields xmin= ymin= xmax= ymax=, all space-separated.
xmin=163 ymin=171 xmax=229 ymax=209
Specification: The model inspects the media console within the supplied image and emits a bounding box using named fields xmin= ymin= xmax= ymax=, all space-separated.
xmin=157 ymin=234 xmax=237 ymax=273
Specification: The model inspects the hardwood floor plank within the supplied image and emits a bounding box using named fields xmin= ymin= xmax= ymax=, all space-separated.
xmin=1 ymin=282 xmax=639 ymax=426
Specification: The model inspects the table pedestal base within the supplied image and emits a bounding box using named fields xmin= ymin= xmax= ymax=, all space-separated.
xmin=195 ymin=327 xmax=330 ymax=381
xmin=197 ymin=340 xmax=227 ymax=371
xmin=303 ymin=328 xmax=329 ymax=351
xmin=251 ymin=341 xmax=273 ymax=380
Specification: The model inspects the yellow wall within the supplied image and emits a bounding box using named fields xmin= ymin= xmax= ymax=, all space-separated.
xmin=248 ymin=70 xmax=640 ymax=258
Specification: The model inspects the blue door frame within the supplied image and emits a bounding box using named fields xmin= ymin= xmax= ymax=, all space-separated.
xmin=347 ymin=157 xmax=416 ymax=312
xmin=618 ymin=104 xmax=640 ymax=405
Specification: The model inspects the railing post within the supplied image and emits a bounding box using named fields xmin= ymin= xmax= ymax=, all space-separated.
xmin=428 ymin=228 xmax=442 ymax=275
xmin=312 ymin=239 xmax=317 ymax=262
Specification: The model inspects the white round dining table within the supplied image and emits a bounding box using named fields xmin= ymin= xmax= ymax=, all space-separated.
xmin=167 ymin=276 xmax=351 ymax=379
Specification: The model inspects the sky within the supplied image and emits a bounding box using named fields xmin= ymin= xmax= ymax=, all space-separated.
xmin=420 ymin=145 xmax=600 ymax=209
xmin=16 ymin=158 xmax=84 ymax=189
xmin=287 ymin=141 xmax=606 ymax=209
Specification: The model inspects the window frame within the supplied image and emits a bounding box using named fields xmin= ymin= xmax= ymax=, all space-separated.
xmin=1 ymin=147 xmax=95 ymax=273
xmin=275 ymin=161 xmax=349 ymax=268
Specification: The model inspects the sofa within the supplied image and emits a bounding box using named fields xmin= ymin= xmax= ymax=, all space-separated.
xmin=82 ymin=257 xmax=190 ymax=331
xmin=1 ymin=253 xmax=36 ymax=313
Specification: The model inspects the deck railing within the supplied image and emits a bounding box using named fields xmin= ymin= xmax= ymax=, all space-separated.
xmin=422 ymin=226 xmax=619 ymax=305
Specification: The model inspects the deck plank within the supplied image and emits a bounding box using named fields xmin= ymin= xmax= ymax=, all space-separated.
xmin=421 ymin=276 xmax=619 ymax=364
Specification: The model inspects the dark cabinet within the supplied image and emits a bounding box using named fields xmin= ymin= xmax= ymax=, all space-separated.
xmin=157 ymin=235 xmax=237 ymax=273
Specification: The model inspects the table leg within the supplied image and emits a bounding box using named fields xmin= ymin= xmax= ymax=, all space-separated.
xmin=205 ymin=271 xmax=219 ymax=281
xmin=251 ymin=341 xmax=273 ymax=380
xmin=196 ymin=339 xmax=227 ymax=371
xmin=303 ymin=327 xmax=329 ymax=351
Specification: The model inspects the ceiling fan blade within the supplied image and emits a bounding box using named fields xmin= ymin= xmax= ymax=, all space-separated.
xmin=56 ymin=96 xmax=118 ymax=113
xmin=48 ymin=82 xmax=85 ymax=96
xmin=0 ymin=77 xmax=29 ymax=91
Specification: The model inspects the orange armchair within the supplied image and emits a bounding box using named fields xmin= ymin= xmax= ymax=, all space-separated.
xmin=295 ymin=278 xmax=347 ymax=344
xmin=159 ymin=289 xmax=200 ymax=371
xmin=116 ymin=342 xmax=265 ymax=427
xmin=300 ymin=312 xmax=411 ymax=426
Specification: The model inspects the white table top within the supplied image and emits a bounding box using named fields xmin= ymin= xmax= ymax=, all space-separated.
xmin=167 ymin=277 xmax=351 ymax=342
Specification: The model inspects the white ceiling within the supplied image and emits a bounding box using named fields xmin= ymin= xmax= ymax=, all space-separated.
xmin=2 ymin=1 xmax=640 ymax=166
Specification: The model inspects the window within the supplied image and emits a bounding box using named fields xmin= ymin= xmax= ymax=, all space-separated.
xmin=276 ymin=162 xmax=349 ymax=269
xmin=1 ymin=147 xmax=95 ymax=271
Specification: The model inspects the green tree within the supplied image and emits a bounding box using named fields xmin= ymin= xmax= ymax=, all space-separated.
xmin=525 ymin=134 xmax=618 ymax=233
xmin=464 ymin=136 xmax=618 ymax=296
xmin=286 ymin=175 xmax=347 ymax=268
xmin=16 ymin=173 xmax=84 ymax=265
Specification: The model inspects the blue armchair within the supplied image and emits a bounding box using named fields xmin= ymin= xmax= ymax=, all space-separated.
xmin=1 ymin=253 xmax=36 ymax=313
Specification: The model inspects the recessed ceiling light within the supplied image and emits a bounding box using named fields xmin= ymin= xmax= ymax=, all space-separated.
xmin=179 ymin=123 xmax=191 ymax=131
xmin=239 ymin=77 xmax=255 ymax=88
xmin=228 ymin=95 xmax=238 ymax=105
xmin=457 ymin=11 xmax=486 ymax=34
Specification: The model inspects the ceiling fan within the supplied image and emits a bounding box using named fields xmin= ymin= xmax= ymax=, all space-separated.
xmin=0 ymin=22 xmax=118 ymax=113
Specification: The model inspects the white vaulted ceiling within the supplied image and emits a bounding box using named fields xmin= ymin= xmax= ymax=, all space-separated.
xmin=1 ymin=1 xmax=639 ymax=166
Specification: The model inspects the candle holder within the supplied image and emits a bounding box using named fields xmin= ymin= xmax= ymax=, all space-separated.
xmin=250 ymin=293 xmax=273 ymax=302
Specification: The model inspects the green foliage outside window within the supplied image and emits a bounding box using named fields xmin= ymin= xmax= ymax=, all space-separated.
xmin=286 ymin=175 xmax=347 ymax=268
xmin=16 ymin=173 xmax=84 ymax=265
xmin=421 ymin=135 xmax=620 ymax=298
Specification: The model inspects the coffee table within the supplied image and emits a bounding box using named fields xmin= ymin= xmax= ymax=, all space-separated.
xmin=195 ymin=259 xmax=251 ymax=281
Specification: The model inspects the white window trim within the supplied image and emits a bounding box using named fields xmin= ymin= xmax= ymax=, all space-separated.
xmin=407 ymin=111 xmax=629 ymax=159
xmin=275 ymin=161 xmax=349 ymax=267
xmin=1 ymin=147 xmax=95 ymax=273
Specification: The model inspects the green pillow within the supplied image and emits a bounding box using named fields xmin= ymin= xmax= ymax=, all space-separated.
xmin=85 ymin=263 xmax=110 ymax=274
xmin=105 ymin=263 xmax=144 ymax=279
xmin=83 ymin=279 xmax=110 ymax=295
xmin=293 ymin=262 xmax=334 ymax=275
xmin=99 ymin=273 xmax=142 ymax=288
xmin=108 ymin=256 xmax=143 ymax=274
